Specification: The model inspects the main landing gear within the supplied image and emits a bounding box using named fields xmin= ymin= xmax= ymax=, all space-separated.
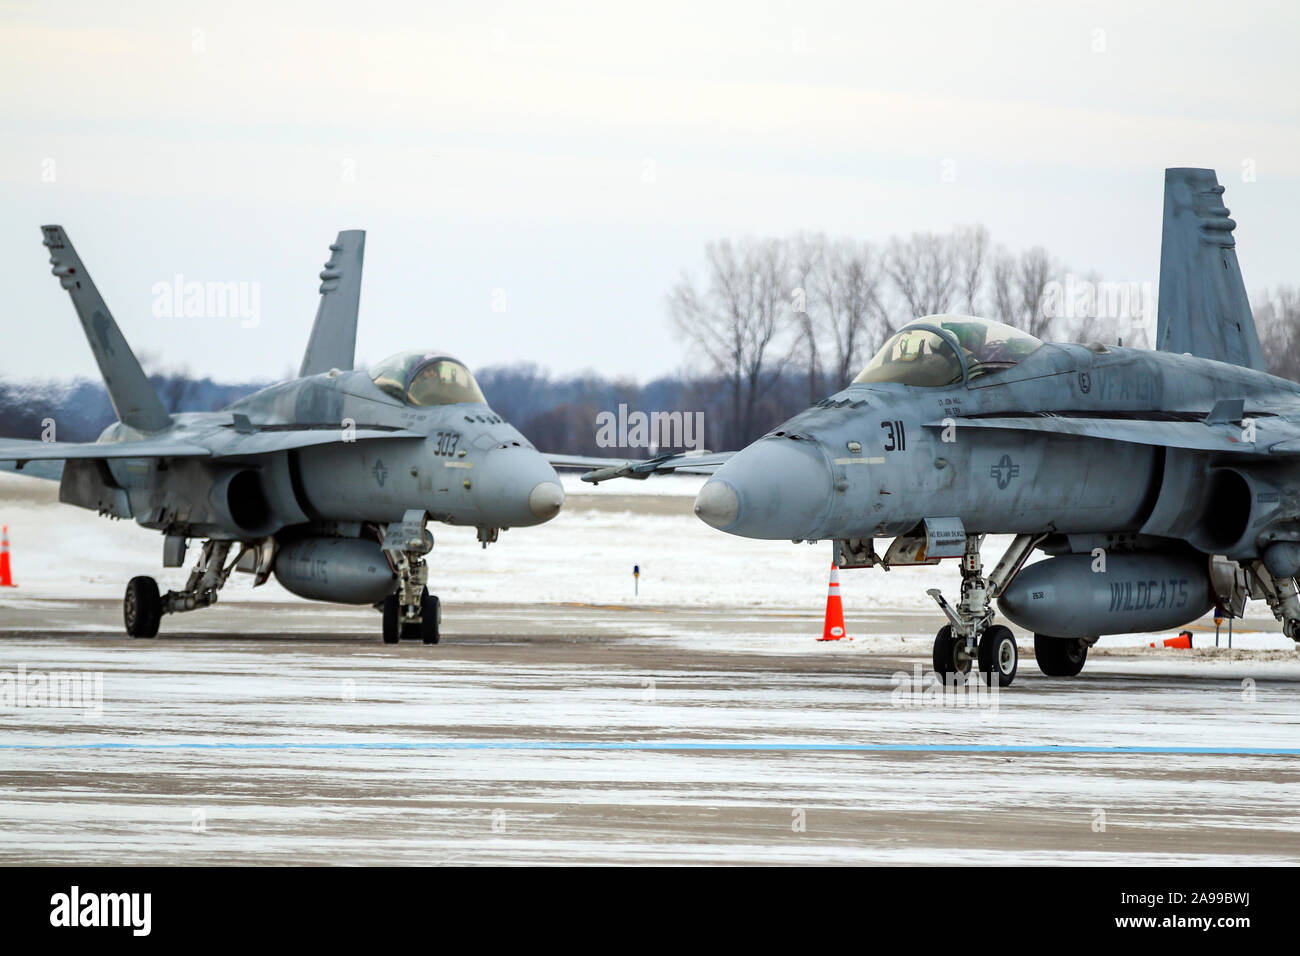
xmin=1032 ymin=635 xmax=1089 ymax=676
xmin=380 ymin=509 xmax=441 ymax=645
xmin=124 ymin=539 xmax=245 ymax=637
xmin=927 ymin=533 xmax=1038 ymax=687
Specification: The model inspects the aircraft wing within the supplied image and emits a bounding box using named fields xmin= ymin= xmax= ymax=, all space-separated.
xmin=545 ymin=451 xmax=734 ymax=483
xmin=0 ymin=437 xmax=212 ymax=462
xmin=205 ymin=426 xmax=424 ymax=458
xmin=0 ymin=459 xmax=64 ymax=481
xmin=928 ymin=413 xmax=1300 ymax=456
xmin=0 ymin=428 xmax=425 ymax=465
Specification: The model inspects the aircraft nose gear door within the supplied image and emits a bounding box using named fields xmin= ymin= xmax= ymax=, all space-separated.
xmin=380 ymin=509 xmax=440 ymax=645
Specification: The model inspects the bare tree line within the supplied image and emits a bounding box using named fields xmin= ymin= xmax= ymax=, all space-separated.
xmin=669 ymin=226 xmax=1092 ymax=427
xmin=1255 ymin=285 xmax=1300 ymax=381
xmin=3 ymin=241 xmax=1296 ymax=458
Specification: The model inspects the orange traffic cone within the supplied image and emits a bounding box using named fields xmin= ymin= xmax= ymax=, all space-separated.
xmin=1164 ymin=631 xmax=1193 ymax=649
xmin=0 ymin=526 xmax=13 ymax=587
xmin=817 ymin=563 xmax=850 ymax=641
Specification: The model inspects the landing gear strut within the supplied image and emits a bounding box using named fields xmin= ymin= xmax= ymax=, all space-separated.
xmin=926 ymin=533 xmax=1038 ymax=687
xmin=1248 ymin=563 xmax=1300 ymax=642
xmin=123 ymin=539 xmax=243 ymax=637
xmin=380 ymin=510 xmax=441 ymax=645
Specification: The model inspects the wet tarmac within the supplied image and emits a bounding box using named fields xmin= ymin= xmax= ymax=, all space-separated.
xmin=1 ymin=598 xmax=1297 ymax=865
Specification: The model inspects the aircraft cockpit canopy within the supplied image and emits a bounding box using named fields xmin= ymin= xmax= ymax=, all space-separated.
xmin=370 ymin=351 xmax=487 ymax=406
xmin=853 ymin=315 xmax=1043 ymax=387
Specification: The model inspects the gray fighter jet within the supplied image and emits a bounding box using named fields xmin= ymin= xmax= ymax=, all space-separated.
xmin=651 ymin=168 xmax=1300 ymax=685
xmin=0 ymin=227 xmax=575 ymax=642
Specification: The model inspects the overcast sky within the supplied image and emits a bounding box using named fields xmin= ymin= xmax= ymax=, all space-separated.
xmin=2 ymin=0 xmax=1298 ymax=384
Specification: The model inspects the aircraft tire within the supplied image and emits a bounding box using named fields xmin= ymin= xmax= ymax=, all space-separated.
xmin=1033 ymin=635 xmax=1088 ymax=677
xmin=124 ymin=576 xmax=162 ymax=638
xmin=420 ymin=593 xmax=441 ymax=645
xmin=396 ymin=587 xmax=432 ymax=641
xmin=931 ymin=625 xmax=970 ymax=678
xmin=382 ymin=595 xmax=400 ymax=644
xmin=977 ymin=625 xmax=1018 ymax=687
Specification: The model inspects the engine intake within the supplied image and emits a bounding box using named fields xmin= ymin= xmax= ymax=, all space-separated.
xmin=209 ymin=468 xmax=273 ymax=534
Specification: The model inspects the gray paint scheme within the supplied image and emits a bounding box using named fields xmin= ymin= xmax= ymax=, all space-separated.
xmin=299 ymin=230 xmax=365 ymax=377
xmin=671 ymin=168 xmax=1300 ymax=671
xmin=41 ymin=226 xmax=172 ymax=433
xmin=1 ymin=226 xmax=573 ymax=636
xmin=1156 ymin=168 xmax=1266 ymax=372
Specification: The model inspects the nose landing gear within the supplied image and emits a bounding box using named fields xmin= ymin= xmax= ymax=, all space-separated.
xmin=380 ymin=509 xmax=441 ymax=645
xmin=927 ymin=533 xmax=1038 ymax=687
xmin=381 ymin=588 xmax=441 ymax=644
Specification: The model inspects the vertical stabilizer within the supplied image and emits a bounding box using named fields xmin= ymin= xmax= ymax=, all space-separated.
xmin=1155 ymin=168 xmax=1266 ymax=371
xmin=299 ymin=230 xmax=366 ymax=377
xmin=40 ymin=226 xmax=172 ymax=433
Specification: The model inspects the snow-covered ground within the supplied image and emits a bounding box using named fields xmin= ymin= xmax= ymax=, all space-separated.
xmin=0 ymin=471 xmax=962 ymax=608
xmin=2 ymin=472 xmax=1298 ymax=864
xmin=0 ymin=631 xmax=1296 ymax=865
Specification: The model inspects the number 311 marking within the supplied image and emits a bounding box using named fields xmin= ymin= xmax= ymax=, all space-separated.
xmin=881 ymin=420 xmax=906 ymax=451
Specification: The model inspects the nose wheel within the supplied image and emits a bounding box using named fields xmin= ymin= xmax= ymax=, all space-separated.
xmin=380 ymin=510 xmax=442 ymax=646
xmin=382 ymin=589 xmax=441 ymax=644
xmin=931 ymin=625 xmax=971 ymax=678
xmin=415 ymin=591 xmax=441 ymax=644
xmin=930 ymin=624 xmax=1017 ymax=686
xmin=976 ymin=625 xmax=1017 ymax=686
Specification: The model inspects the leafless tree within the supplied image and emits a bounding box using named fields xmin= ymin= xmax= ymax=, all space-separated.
xmin=787 ymin=232 xmax=826 ymax=405
xmin=669 ymin=238 xmax=798 ymax=445
xmin=1255 ymin=284 xmax=1300 ymax=381
xmin=884 ymin=232 xmax=959 ymax=326
xmin=668 ymin=226 xmax=1114 ymax=445
xmin=953 ymin=224 xmax=990 ymax=315
xmin=990 ymin=245 xmax=1058 ymax=338
xmin=811 ymin=238 xmax=889 ymax=389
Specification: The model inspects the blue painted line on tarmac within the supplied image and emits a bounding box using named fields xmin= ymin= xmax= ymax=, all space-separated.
xmin=0 ymin=742 xmax=1295 ymax=755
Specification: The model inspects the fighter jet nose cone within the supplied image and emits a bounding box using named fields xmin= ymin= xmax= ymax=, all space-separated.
xmin=528 ymin=480 xmax=565 ymax=520
xmin=471 ymin=445 xmax=562 ymax=527
xmin=694 ymin=480 xmax=740 ymax=530
xmin=701 ymin=439 xmax=833 ymax=539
